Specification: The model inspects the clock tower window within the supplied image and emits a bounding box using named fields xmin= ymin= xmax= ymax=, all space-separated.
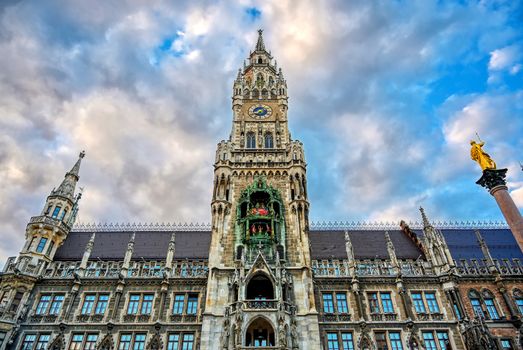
xmin=246 ymin=132 xmax=256 ymax=149
xmin=264 ymin=133 xmax=274 ymax=149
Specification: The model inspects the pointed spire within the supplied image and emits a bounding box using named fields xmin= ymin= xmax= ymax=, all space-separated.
xmin=255 ymin=29 xmax=265 ymax=51
xmin=475 ymin=230 xmax=496 ymax=271
xmin=52 ymin=151 xmax=85 ymax=200
xmin=419 ymin=206 xmax=432 ymax=229
xmin=385 ymin=231 xmax=399 ymax=268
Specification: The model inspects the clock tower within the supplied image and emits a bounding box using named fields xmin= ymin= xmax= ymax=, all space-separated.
xmin=201 ymin=30 xmax=320 ymax=349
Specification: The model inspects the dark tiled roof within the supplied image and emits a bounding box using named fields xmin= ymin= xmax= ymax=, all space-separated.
xmin=54 ymin=228 xmax=523 ymax=262
xmin=440 ymin=228 xmax=523 ymax=261
xmin=54 ymin=231 xmax=211 ymax=261
xmin=309 ymin=230 xmax=423 ymax=260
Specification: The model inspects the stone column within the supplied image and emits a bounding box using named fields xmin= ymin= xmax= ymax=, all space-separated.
xmin=476 ymin=168 xmax=523 ymax=252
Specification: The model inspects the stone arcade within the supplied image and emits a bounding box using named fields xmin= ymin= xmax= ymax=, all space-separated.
xmin=0 ymin=31 xmax=522 ymax=350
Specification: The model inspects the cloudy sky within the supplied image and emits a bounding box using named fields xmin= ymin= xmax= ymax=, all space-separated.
xmin=0 ymin=0 xmax=522 ymax=262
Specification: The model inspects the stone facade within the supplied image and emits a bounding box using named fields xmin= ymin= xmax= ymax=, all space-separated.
xmin=0 ymin=31 xmax=522 ymax=350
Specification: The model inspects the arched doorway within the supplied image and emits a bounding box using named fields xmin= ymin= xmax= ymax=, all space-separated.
xmin=246 ymin=274 xmax=274 ymax=300
xmin=245 ymin=318 xmax=275 ymax=347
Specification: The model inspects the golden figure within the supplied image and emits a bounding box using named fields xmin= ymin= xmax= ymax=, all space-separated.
xmin=470 ymin=140 xmax=496 ymax=170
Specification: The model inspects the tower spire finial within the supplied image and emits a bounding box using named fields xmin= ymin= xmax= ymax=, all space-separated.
xmin=256 ymin=29 xmax=265 ymax=51
xmin=52 ymin=150 xmax=86 ymax=200
xmin=419 ymin=206 xmax=431 ymax=228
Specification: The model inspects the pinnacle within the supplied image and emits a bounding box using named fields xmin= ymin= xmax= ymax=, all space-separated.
xmin=255 ymin=29 xmax=265 ymax=51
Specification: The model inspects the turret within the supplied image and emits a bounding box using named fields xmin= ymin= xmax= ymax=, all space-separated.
xmin=20 ymin=151 xmax=85 ymax=268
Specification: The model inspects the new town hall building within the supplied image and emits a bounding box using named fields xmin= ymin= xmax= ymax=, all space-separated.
xmin=1 ymin=31 xmax=522 ymax=350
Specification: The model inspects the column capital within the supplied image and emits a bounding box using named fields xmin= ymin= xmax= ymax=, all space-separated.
xmin=475 ymin=168 xmax=507 ymax=191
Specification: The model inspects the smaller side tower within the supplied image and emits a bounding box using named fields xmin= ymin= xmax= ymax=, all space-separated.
xmin=19 ymin=151 xmax=85 ymax=269
xmin=0 ymin=152 xmax=85 ymax=348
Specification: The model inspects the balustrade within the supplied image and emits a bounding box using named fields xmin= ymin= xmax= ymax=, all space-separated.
xmin=38 ymin=260 xmax=208 ymax=279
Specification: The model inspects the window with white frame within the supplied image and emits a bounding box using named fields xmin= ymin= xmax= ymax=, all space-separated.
xmin=35 ymin=294 xmax=62 ymax=316
xmin=118 ymin=333 xmax=146 ymax=350
xmin=80 ymin=293 xmax=109 ymax=316
xmin=126 ymin=293 xmax=154 ymax=315
xmin=375 ymin=331 xmax=404 ymax=350
xmin=172 ymin=293 xmax=199 ymax=315
xmin=325 ymin=331 xmax=354 ymax=350
xmin=21 ymin=334 xmax=50 ymax=350
xmin=69 ymin=333 xmax=99 ymax=350
xmin=411 ymin=291 xmax=440 ymax=314
xmin=368 ymin=292 xmax=395 ymax=314
xmin=167 ymin=333 xmax=195 ymax=350
xmin=422 ymin=330 xmax=451 ymax=350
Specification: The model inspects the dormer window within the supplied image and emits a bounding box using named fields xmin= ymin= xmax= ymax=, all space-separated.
xmin=51 ymin=206 xmax=61 ymax=219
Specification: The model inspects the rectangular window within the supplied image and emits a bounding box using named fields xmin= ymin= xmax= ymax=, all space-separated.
xmin=425 ymin=293 xmax=440 ymax=313
xmin=173 ymin=294 xmax=185 ymax=314
xmin=49 ymin=295 xmax=64 ymax=315
xmin=119 ymin=334 xmax=132 ymax=350
xmin=35 ymin=334 xmax=50 ymax=350
xmin=82 ymin=294 xmax=96 ymax=315
xmin=36 ymin=237 xmax=48 ymax=253
xmin=85 ymin=334 xmax=98 ymax=350
xmin=181 ymin=334 xmax=194 ymax=350
xmin=10 ymin=291 xmax=24 ymax=312
xmin=60 ymin=209 xmax=68 ymax=220
xmin=436 ymin=331 xmax=449 ymax=350
xmin=381 ymin=293 xmax=394 ymax=313
xmin=0 ymin=332 xmax=5 ymax=347
xmin=453 ymin=303 xmax=462 ymax=320
xmin=412 ymin=293 xmax=426 ymax=313
xmin=36 ymin=295 xmax=51 ymax=315
xmin=327 ymin=332 xmax=339 ymax=350
xmin=52 ymin=206 xmax=61 ymax=218
xmin=133 ymin=334 xmax=146 ymax=350
xmin=323 ymin=293 xmax=334 ymax=313
xmin=167 ymin=334 xmax=180 ymax=350
xmin=389 ymin=332 xmax=403 ymax=350
xmin=422 ymin=332 xmax=437 ymax=350
xmin=341 ymin=333 xmax=354 ymax=350
xmin=141 ymin=294 xmax=154 ymax=315
xmin=69 ymin=334 xmax=84 ymax=350
xmin=375 ymin=332 xmax=387 ymax=350
xmin=46 ymin=241 xmax=55 ymax=255
xmin=127 ymin=294 xmax=140 ymax=315
xmin=470 ymin=298 xmax=484 ymax=318
xmin=336 ymin=293 xmax=349 ymax=313
xmin=186 ymin=294 xmax=198 ymax=315
xmin=516 ymin=298 xmax=523 ymax=314
xmin=21 ymin=335 xmax=36 ymax=350
xmin=369 ymin=293 xmax=380 ymax=313
xmin=95 ymin=294 xmax=109 ymax=314
xmin=501 ymin=339 xmax=513 ymax=349
xmin=484 ymin=298 xmax=500 ymax=320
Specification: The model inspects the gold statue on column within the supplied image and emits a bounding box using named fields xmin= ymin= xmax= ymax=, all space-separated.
xmin=470 ymin=137 xmax=497 ymax=170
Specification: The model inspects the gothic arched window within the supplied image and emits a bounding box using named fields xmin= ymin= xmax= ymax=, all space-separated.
xmin=482 ymin=289 xmax=500 ymax=320
xmin=252 ymin=89 xmax=259 ymax=99
xmin=264 ymin=133 xmax=273 ymax=149
xmin=244 ymin=89 xmax=250 ymax=99
xmin=246 ymin=133 xmax=256 ymax=149
xmin=261 ymin=89 xmax=269 ymax=99
xmin=468 ymin=289 xmax=485 ymax=318
xmin=245 ymin=317 xmax=275 ymax=347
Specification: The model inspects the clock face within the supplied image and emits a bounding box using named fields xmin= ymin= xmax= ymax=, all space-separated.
xmin=249 ymin=104 xmax=272 ymax=119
